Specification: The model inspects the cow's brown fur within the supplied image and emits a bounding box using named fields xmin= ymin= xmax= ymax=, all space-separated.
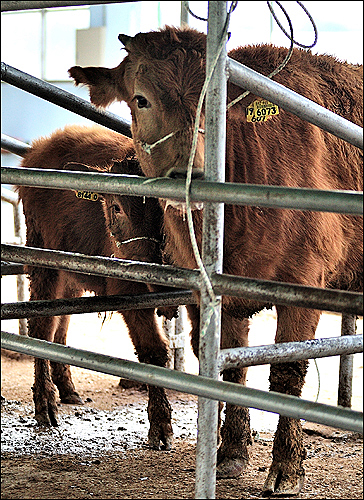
xmin=69 ymin=26 xmax=363 ymax=495
xmin=16 ymin=124 xmax=175 ymax=450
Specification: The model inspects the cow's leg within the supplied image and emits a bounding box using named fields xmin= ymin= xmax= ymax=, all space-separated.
xmin=51 ymin=307 xmax=83 ymax=405
xmin=28 ymin=267 xmax=61 ymax=426
xmin=121 ymin=306 xmax=173 ymax=451
xmin=263 ymin=306 xmax=321 ymax=496
xmin=216 ymin=314 xmax=252 ymax=479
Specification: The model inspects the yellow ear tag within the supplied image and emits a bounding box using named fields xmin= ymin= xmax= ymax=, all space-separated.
xmin=246 ymin=99 xmax=279 ymax=123
xmin=75 ymin=190 xmax=99 ymax=201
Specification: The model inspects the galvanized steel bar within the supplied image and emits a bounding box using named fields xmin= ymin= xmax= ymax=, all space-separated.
xmin=1 ymin=262 xmax=26 ymax=275
xmin=1 ymin=187 xmax=19 ymax=206
xmin=1 ymin=290 xmax=196 ymax=319
xmin=228 ymin=58 xmax=363 ymax=150
xmin=196 ymin=3 xmax=227 ymax=497
xmin=180 ymin=0 xmax=189 ymax=26
xmin=338 ymin=313 xmax=357 ymax=408
xmin=174 ymin=306 xmax=186 ymax=371
xmin=1 ymin=1 xmax=132 ymax=11
xmin=2 ymin=166 xmax=363 ymax=215
xmin=1 ymin=188 xmax=28 ymax=335
xmin=1 ymin=330 xmax=362 ymax=434
xmin=163 ymin=317 xmax=175 ymax=370
xmin=1 ymin=63 xmax=132 ymax=137
xmin=1 ymin=134 xmax=30 ymax=157
xmin=2 ymin=244 xmax=362 ymax=316
xmin=218 ymin=335 xmax=363 ymax=372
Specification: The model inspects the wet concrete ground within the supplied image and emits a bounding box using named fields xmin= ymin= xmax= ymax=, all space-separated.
xmin=2 ymin=392 xmax=282 ymax=458
xmin=1 ymin=397 xmax=199 ymax=457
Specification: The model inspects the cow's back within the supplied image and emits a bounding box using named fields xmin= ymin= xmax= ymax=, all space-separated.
xmin=21 ymin=124 xmax=135 ymax=171
xmin=17 ymin=125 xmax=134 ymax=258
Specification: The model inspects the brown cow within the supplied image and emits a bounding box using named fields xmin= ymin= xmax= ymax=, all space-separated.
xmin=69 ymin=26 xmax=363 ymax=495
xmin=16 ymin=124 xmax=176 ymax=450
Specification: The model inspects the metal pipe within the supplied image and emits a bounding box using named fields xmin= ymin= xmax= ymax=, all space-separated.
xmin=1 ymin=63 xmax=131 ymax=137
xmin=2 ymin=166 xmax=363 ymax=216
xmin=338 ymin=313 xmax=357 ymax=408
xmin=180 ymin=0 xmax=189 ymax=26
xmin=228 ymin=58 xmax=363 ymax=150
xmin=1 ymin=290 xmax=196 ymax=319
xmin=1 ymin=262 xmax=26 ymax=275
xmin=218 ymin=335 xmax=363 ymax=372
xmin=2 ymin=244 xmax=362 ymax=316
xmin=13 ymin=198 xmax=27 ymax=335
xmin=1 ymin=1 xmax=134 ymax=11
xmin=196 ymin=3 xmax=226 ymax=497
xmin=163 ymin=316 xmax=176 ymax=370
xmin=1 ymin=187 xmax=18 ymax=205
xmin=1 ymin=330 xmax=362 ymax=434
xmin=174 ymin=306 xmax=186 ymax=371
xmin=1 ymin=134 xmax=30 ymax=158
xmin=1 ymin=187 xmax=28 ymax=335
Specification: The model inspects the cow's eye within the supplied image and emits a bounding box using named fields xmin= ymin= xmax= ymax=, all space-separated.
xmin=134 ymin=95 xmax=150 ymax=109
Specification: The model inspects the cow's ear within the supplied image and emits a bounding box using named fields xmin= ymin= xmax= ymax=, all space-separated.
xmin=118 ymin=33 xmax=133 ymax=51
xmin=68 ymin=61 xmax=128 ymax=108
xmin=63 ymin=163 xmax=106 ymax=200
xmin=110 ymin=158 xmax=143 ymax=176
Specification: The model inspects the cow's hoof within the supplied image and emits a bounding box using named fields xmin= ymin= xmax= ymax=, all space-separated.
xmin=216 ymin=457 xmax=248 ymax=479
xmin=35 ymin=408 xmax=59 ymax=427
xmin=263 ymin=468 xmax=304 ymax=497
xmin=60 ymin=392 xmax=84 ymax=405
xmin=148 ymin=423 xmax=173 ymax=451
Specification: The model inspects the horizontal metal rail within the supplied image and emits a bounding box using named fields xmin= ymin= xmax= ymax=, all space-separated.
xmin=1 ymin=1 xmax=135 ymax=11
xmin=218 ymin=335 xmax=363 ymax=371
xmin=1 ymin=330 xmax=362 ymax=434
xmin=228 ymin=58 xmax=363 ymax=150
xmin=1 ymin=290 xmax=196 ymax=319
xmin=1 ymin=262 xmax=26 ymax=275
xmin=1 ymin=134 xmax=30 ymax=157
xmin=1 ymin=63 xmax=132 ymax=137
xmin=2 ymin=244 xmax=362 ymax=316
xmin=2 ymin=166 xmax=363 ymax=215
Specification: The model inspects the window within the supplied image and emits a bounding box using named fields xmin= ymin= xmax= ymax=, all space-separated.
xmin=1 ymin=7 xmax=90 ymax=81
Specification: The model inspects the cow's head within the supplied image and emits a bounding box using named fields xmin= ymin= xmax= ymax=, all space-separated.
xmin=69 ymin=26 xmax=207 ymax=179
xmin=105 ymin=158 xmax=165 ymax=263
xmin=65 ymin=158 xmax=164 ymax=264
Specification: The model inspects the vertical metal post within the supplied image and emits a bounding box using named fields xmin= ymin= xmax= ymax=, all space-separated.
xmin=174 ymin=306 xmax=186 ymax=371
xmin=338 ymin=313 xmax=357 ymax=407
xmin=1 ymin=189 xmax=27 ymax=335
xmin=163 ymin=316 xmax=175 ymax=369
xmin=180 ymin=1 xmax=189 ymax=26
xmin=163 ymin=309 xmax=186 ymax=371
xmin=195 ymin=2 xmax=227 ymax=498
xmin=13 ymin=200 xmax=27 ymax=336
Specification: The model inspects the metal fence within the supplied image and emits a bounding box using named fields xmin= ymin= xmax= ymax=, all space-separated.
xmin=1 ymin=2 xmax=363 ymax=499
xmin=1 ymin=186 xmax=27 ymax=336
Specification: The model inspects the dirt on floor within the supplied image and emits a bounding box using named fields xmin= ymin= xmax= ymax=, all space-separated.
xmin=1 ymin=352 xmax=363 ymax=500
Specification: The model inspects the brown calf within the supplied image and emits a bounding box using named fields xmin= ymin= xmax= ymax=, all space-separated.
xmin=16 ymin=124 xmax=174 ymax=450
xmin=69 ymin=26 xmax=363 ymax=495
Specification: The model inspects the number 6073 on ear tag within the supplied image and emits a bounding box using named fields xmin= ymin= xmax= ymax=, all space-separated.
xmin=246 ymin=99 xmax=279 ymax=123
